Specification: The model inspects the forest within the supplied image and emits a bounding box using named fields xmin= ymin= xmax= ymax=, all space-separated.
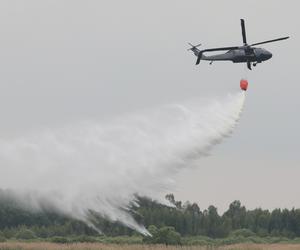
xmin=1 ymin=190 xmax=300 ymax=245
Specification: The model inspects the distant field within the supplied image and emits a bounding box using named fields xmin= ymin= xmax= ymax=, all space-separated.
xmin=1 ymin=243 xmax=300 ymax=250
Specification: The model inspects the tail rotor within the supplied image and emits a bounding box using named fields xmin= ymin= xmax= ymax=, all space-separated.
xmin=188 ymin=43 xmax=203 ymax=65
xmin=187 ymin=43 xmax=202 ymax=51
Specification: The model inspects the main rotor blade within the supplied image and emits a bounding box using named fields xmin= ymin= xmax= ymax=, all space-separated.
xmin=250 ymin=36 xmax=290 ymax=46
xmin=202 ymin=46 xmax=239 ymax=52
xmin=241 ymin=19 xmax=247 ymax=45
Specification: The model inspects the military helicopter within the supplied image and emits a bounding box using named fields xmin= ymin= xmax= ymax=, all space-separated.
xmin=188 ymin=19 xmax=289 ymax=70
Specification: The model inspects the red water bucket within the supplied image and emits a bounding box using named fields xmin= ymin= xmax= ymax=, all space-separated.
xmin=240 ymin=79 xmax=248 ymax=91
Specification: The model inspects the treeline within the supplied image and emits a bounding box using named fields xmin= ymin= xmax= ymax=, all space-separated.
xmin=1 ymin=190 xmax=300 ymax=239
xmin=137 ymin=194 xmax=300 ymax=238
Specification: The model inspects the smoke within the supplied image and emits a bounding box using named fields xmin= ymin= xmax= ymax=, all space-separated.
xmin=0 ymin=91 xmax=245 ymax=235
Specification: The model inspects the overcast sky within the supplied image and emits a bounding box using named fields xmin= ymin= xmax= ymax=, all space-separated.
xmin=0 ymin=0 xmax=299 ymax=213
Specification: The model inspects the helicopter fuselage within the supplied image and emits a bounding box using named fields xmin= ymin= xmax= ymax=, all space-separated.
xmin=200 ymin=47 xmax=272 ymax=63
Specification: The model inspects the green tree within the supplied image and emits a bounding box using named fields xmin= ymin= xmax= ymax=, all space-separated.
xmin=143 ymin=225 xmax=181 ymax=245
xmin=223 ymin=200 xmax=246 ymax=230
xmin=15 ymin=227 xmax=36 ymax=240
xmin=0 ymin=231 xmax=6 ymax=242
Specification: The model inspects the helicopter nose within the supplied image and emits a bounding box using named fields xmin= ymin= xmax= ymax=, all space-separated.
xmin=266 ymin=51 xmax=272 ymax=59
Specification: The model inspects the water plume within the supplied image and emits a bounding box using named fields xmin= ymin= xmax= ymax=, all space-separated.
xmin=0 ymin=91 xmax=245 ymax=235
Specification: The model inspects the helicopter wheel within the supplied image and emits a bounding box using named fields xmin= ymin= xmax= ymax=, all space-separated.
xmin=253 ymin=62 xmax=257 ymax=67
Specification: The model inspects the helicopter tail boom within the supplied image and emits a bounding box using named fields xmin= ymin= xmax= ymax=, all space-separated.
xmin=196 ymin=51 xmax=203 ymax=65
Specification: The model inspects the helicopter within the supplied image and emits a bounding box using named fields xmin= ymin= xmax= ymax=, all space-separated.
xmin=188 ymin=19 xmax=289 ymax=70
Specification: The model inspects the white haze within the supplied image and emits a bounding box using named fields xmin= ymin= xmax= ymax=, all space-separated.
xmin=0 ymin=91 xmax=245 ymax=235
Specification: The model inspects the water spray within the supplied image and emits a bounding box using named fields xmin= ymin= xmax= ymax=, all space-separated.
xmin=0 ymin=91 xmax=246 ymax=235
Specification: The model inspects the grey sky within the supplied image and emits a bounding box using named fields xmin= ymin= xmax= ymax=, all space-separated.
xmin=0 ymin=0 xmax=299 ymax=213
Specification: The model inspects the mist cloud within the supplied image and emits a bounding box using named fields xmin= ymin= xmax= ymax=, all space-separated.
xmin=0 ymin=92 xmax=245 ymax=235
